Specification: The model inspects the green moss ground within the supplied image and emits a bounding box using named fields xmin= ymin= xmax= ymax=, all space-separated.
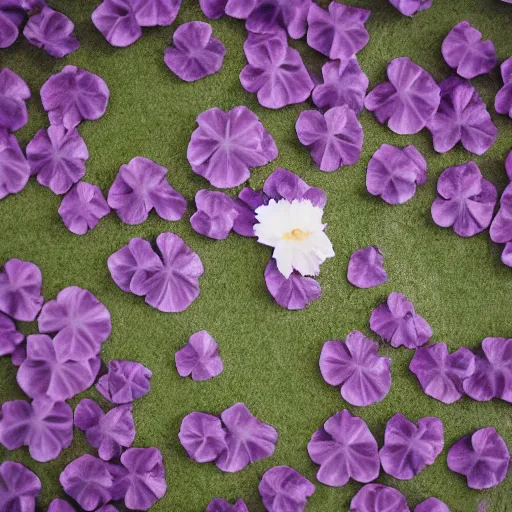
xmin=1 ymin=0 xmax=512 ymax=510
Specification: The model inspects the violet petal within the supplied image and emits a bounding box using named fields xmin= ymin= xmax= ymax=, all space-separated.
xmin=206 ymin=498 xmax=248 ymax=512
xmin=190 ymin=190 xmax=237 ymax=240
xmin=347 ymin=246 xmax=388 ymax=289
xmin=0 ymin=311 xmax=23 ymax=356
xmin=0 ymin=68 xmax=30 ymax=131
xmin=0 ymin=461 xmax=41 ymax=511
xmin=91 ymin=0 xmax=142 ymax=47
xmin=350 ymin=484 xmax=410 ymax=512
xmin=0 ymin=128 xmax=30 ymax=199
xmin=131 ymin=0 xmax=181 ymax=26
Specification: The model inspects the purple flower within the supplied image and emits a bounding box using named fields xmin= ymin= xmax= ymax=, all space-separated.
xmin=216 ymin=402 xmax=278 ymax=472
xmin=0 ymin=312 xmax=23 ymax=357
xmin=0 ymin=461 xmax=41 ymax=511
xmin=312 ymin=57 xmax=368 ymax=113
xmin=107 ymin=157 xmax=186 ymax=225
xmin=307 ymin=409 xmax=380 ymax=487
xmin=442 ymin=21 xmax=497 ymax=79
xmin=206 ymin=498 xmax=248 ymax=512
xmin=190 ymin=190 xmax=237 ymax=240
xmin=240 ymin=29 xmax=313 ymax=109
xmin=389 ymin=0 xmax=432 ymax=16
xmin=415 ymin=498 xmax=450 ymax=512
xmin=365 ymin=57 xmax=441 ymax=135
xmin=200 ymin=0 xmax=227 ymax=19
xmin=74 ymin=399 xmax=136 ymax=461
xmin=175 ymin=330 xmax=223 ymax=381
xmin=48 ymin=499 xmax=77 ymax=512
xmin=233 ymin=187 xmax=269 ymax=237
xmin=26 ymin=125 xmax=89 ymax=194
xmin=0 ymin=397 xmax=73 ymax=462
xmin=0 ymin=5 xmax=23 ymax=49
xmin=410 ymin=343 xmax=476 ymax=404
xmin=447 ymin=427 xmax=510 ymax=489
xmin=427 ymin=77 xmax=497 ymax=155
xmin=112 ymin=447 xmax=167 ymax=511
xmin=40 ymin=65 xmax=110 ymax=129
xmin=179 ymin=412 xmax=227 ymax=463
xmin=306 ymin=2 xmax=370 ymax=61
xmin=366 ymin=144 xmax=427 ymax=205
xmin=59 ymin=182 xmax=111 ymax=235
xmin=296 ymin=106 xmax=363 ymax=172
xmin=370 ymin=292 xmax=432 ymax=349
xmin=347 ymin=246 xmax=387 ymax=289
xmin=38 ymin=286 xmax=111 ymax=363
xmin=350 ymin=484 xmax=410 ymax=512
xmin=496 ymin=56 xmax=512 ymax=118
xmin=463 ymin=337 xmax=512 ymax=402
xmin=0 ymin=128 xmax=30 ymax=199
xmin=431 ymin=161 xmax=497 ymax=237
xmin=319 ymin=330 xmax=392 ymax=407
xmin=91 ymin=0 xmax=142 ymax=47
xmin=17 ymin=334 xmax=101 ymax=401
xmin=96 ymin=360 xmax=152 ymax=404
xmin=23 ymin=6 xmax=79 ymax=57
xmin=379 ymin=413 xmax=444 ymax=480
xmin=259 ymin=466 xmax=315 ymax=512
xmin=0 ymin=258 xmax=43 ymax=321
xmin=0 ymin=68 xmax=30 ymax=131
xmin=164 ymin=21 xmax=225 ymax=82
xmin=490 ymin=158 xmax=512 ymax=265
xmin=60 ymin=454 xmax=114 ymax=511
xmin=264 ymin=259 xmax=321 ymax=310
xmin=188 ymin=106 xmax=278 ymax=189
xmin=131 ymin=0 xmax=181 ymax=26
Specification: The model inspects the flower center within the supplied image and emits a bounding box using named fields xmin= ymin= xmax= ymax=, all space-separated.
xmin=283 ymin=228 xmax=311 ymax=241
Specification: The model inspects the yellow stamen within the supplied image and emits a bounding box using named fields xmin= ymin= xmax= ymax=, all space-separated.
xmin=283 ymin=228 xmax=311 ymax=241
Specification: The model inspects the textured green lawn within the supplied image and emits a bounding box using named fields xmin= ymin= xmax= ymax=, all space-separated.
xmin=1 ymin=0 xmax=512 ymax=511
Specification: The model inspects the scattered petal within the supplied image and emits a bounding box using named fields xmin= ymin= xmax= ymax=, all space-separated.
xmin=188 ymin=105 xmax=278 ymax=188
xmin=10 ymin=342 xmax=26 ymax=366
xmin=259 ymin=466 xmax=315 ymax=512
xmin=48 ymin=499 xmax=77 ymax=512
xmin=107 ymin=157 xmax=186 ymax=225
xmin=496 ymin=57 xmax=512 ymax=118
xmin=0 ymin=311 xmax=23 ymax=356
xmin=164 ymin=21 xmax=225 ymax=82
xmin=307 ymin=409 xmax=380 ymax=487
xmin=0 ymin=461 xmax=41 ymax=512
xmin=179 ymin=412 xmax=226 ymax=463
xmin=366 ymin=144 xmax=427 ymax=204
xmin=447 ymin=427 xmax=510 ymax=489
xmin=414 ymin=498 xmax=450 ymax=512
xmin=364 ymin=57 xmax=440 ymax=135
xmin=0 ymin=128 xmax=30 ymax=198
xmin=131 ymin=0 xmax=181 ymax=26
xmin=91 ymin=0 xmax=142 ymax=47
xmin=347 ymin=246 xmax=387 ymax=289
xmin=191 ymin=190 xmax=237 ymax=240
xmin=216 ymin=402 xmax=278 ymax=472
xmin=389 ymin=0 xmax=432 ymax=16
xmin=175 ymin=330 xmax=223 ymax=381
xmin=233 ymin=187 xmax=268 ymax=237
xmin=0 ymin=68 xmax=30 ymax=131
xmin=350 ymin=484 xmax=410 ymax=512
xmin=200 ymin=0 xmax=227 ymax=19
xmin=206 ymin=498 xmax=248 ymax=512
xmin=370 ymin=292 xmax=432 ymax=349
xmin=0 ymin=6 xmax=23 ymax=49
xmin=431 ymin=161 xmax=497 ymax=237
xmin=319 ymin=330 xmax=392 ymax=406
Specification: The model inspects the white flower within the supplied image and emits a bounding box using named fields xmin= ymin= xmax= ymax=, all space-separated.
xmin=254 ymin=198 xmax=334 ymax=278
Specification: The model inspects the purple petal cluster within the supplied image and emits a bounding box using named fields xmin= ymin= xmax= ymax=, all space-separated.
xmin=307 ymin=409 xmax=380 ymax=487
xmin=319 ymin=330 xmax=392 ymax=406
xmin=206 ymin=498 xmax=248 ymax=512
xmin=431 ymin=161 xmax=497 ymax=237
xmin=0 ymin=128 xmax=30 ymax=199
xmin=179 ymin=402 xmax=278 ymax=472
xmin=442 ymin=21 xmax=496 ymax=79
xmin=191 ymin=190 xmax=238 ymax=240
xmin=175 ymin=330 xmax=223 ymax=381
xmin=366 ymin=144 xmax=427 ymax=204
xmin=370 ymin=292 xmax=432 ymax=349
xmin=187 ymin=106 xmax=278 ymax=188
xmin=389 ymin=0 xmax=432 ymax=16
xmin=347 ymin=246 xmax=388 ymax=289
xmin=427 ymin=77 xmax=497 ymax=155
xmin=296 ymin=105 xmax=363 ymax=172
xmin=107 ymin=157 xmax=186 ymax=225
xmin=350 ymin=484 xmax=410 ymax=512
xmin=365 ymin=57 xmax=440 ymax=135
xmin=0 ymin=461 xmax=41 ymax=511
xmin=496 ymin=57 xmax=512 ymax=119
xmin=165 ymin=22 xmax=225 ymax=82
xmin=108 ymin=233 xmax=204 ymax=313
xmin=0 ymin=68 xmax=30 ymax=132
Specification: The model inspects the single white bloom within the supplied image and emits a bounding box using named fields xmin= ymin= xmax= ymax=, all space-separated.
xmin=254 ymin=198 xmax=334 ymax=278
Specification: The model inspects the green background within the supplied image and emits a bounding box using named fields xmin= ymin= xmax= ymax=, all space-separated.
xmin=1 ymin=0 xmax=512 ymax=510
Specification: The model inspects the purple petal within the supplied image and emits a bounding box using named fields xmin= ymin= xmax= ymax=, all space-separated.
xmin=200 ymin=0 xmax=227 ymax=19
xmin=74 ymin=398 xmax=103 ymax=431
xmin=0 ymin=68 xmax=30 ymax=131
xmin=364 ymin=57 xmax=440 ymax=135
xmin=502 ymin=241 xmax=512 ymax=266
xmin=306 ymin=2 xmax=370 ymax=61
xmin=48 ymin=499 xmax=77 ymax=512
xmin=0 ymin=311 xmax=23 ymax=356
xmin=216 ymin=403 xmax=278 ymax=472
xmin=442 ymin=22 xmax=497 ymax=79
xmin=415 ymin=498 xmax=450 ymax=512
xmin=179 ymin=412 xmax=226 ymax=463
xmin=131 ymin=0 xmax=180 ymax=26
xmin=91 ymin=0 xmax=142 ymax=47
xmin=40 ymin=65 xmax=110 ymax=129
xmin=96 ymin=360 xmax=152 ymax=404
xmin=319 ymin=331 xmax=392 ymax=406
xmin=165 ymin=21 xmax=225 ymax=82
xmin=347 ymin=246 xmax=387 ymax=289
xmin=307 ymin=409 xmax=379 ymax=487
xmin=190 ymin=190 xmax=237 ymax=239
xmin=26 ymin=125 xmax=89 ymax=194
xmin=233 ymin=188 xmax=268 ymax=237
xmin=188 ymin=106 xmax=278 ymax=189
xmin=0 ymin=258 xmax=43 ymax=321
xmin=350 ymin=484 xmax=410 ymax=512
xmin=206 ymin=498 xmax=248 ymax=512
xmin=447 ymin=427 xmax=510 ymax=489
xmin=389 ymin=0 xmax=432 ymax=16
xmin=23 ymin=6 xmax=79 ymax=57
xmin=0 ymin=128 xmax=31 ymax=199
xmin=258 ymin=466 xmax=315 ymax=512
xmin=0 ymin=8 xmax=22 ymax=49
xmin=10 ymin=342 xmax=26 ymax=366
xmin=175 ymin=330 xmax=223 ymax=381
xmin=0 ymin=461 xmax=41 ymax=511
